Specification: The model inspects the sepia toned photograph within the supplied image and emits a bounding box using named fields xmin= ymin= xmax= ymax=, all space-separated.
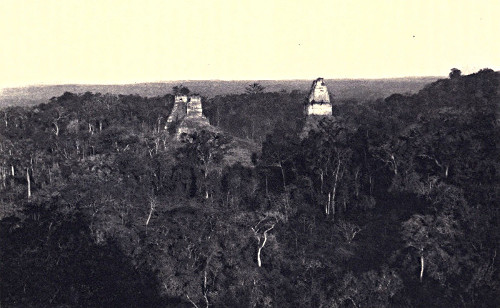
xmin=0 ymin=1 xmax=499 ymax=307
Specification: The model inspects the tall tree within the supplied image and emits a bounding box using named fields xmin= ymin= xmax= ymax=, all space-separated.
xmin=245 ymin=83 xmax=265 ymax=95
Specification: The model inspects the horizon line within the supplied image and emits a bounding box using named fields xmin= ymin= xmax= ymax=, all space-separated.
xmin=1 ymin=75 xmax=447 ymax=90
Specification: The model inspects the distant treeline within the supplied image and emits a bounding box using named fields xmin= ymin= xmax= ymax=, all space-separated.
xmin=0 ymin=77 xmax=439 ymax=108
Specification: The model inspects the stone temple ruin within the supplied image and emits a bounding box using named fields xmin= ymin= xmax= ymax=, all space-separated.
xmin=301 ymin=78 xmax=333 ymax=137
xmin=166 ymin=78 xmax=333 ymax=139
xmin=305 ymin=78 xmax=332 ymax=116
xmin=166 ymin=95 xmax=208 ymax=123
xmin=166 ymin=94 xmax=212 ymax=137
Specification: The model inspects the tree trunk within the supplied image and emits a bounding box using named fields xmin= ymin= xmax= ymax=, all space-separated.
xmin=354 ymin=168 xmax=360 ymax=198
xmin=53 ymin=122 xmax=59 ymax=136
xmin=204 ymin=170 xmax=209 ymax=199
xmin=257 ymin=225 xmax=275 ymax=267
xmin=331 ymin=192 xmax=336 ymax=221
xmin=391 ymin=154 xmax=397 ymax=175
xmin=257 ymin=237 xmax=265 ymax=267
xmin=203 ymin=270 xmax=209 ymax=308
xmin=326 ymin=192 xmax=330 ymax=215
xmin=145 ymin=201 xmax=155 ymax=227
xmin=26 ymin=168 xmax=31 ymax=198
xmin=420 ymin=254 xmax=424 ymax=282
xmin=186 ymin=295 xmax=199 ymax=308
xmin=1 ymin=166 xmax=6 ymax=188
xmin=265 ymin=175 xmax=269 ymax=200
xmin=320 ymin=170 xmax=324 ymax=194
xmin=329 ymin=159 xmax=341 ymax=217
xmin=279 ymin=161 xmax=286 ymax=190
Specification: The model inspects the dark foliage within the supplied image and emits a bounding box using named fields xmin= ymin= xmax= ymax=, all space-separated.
xmin=0 ymin=70 xmax=499 ymax=307
xmin=203 ymin=90 xmax=305 ymax=143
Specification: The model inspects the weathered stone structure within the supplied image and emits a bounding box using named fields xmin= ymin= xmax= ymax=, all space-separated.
xmin=301 ymin=78 xmax=334 ymax=137
xmin=166 ymin=94 xmax=210 ymax=138
xmin=305 ymin=78 xmax=332 ymax=116
xmin=186 ymin=96 xmax=203 ymax=118
xmin=166 ymin=95 xmax=187 ymax=124
xmin=167 ymin=95 xmax=208 ymax=123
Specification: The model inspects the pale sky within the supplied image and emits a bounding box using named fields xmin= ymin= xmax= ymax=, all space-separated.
xmin=0 ymin=0 xmax=498 ymax=88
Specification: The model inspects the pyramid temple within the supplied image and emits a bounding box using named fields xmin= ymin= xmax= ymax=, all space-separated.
xmin=301 ymin=78 xmax=333 ymax=137
xmin=305 ymin=78 xmax=332 ymax=116
xmin=166 ymin=94 xmax=213 ymax=138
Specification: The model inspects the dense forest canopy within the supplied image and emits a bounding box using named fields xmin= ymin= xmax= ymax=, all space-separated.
xmin=0 ymin=69 xmax=499 ymax=307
